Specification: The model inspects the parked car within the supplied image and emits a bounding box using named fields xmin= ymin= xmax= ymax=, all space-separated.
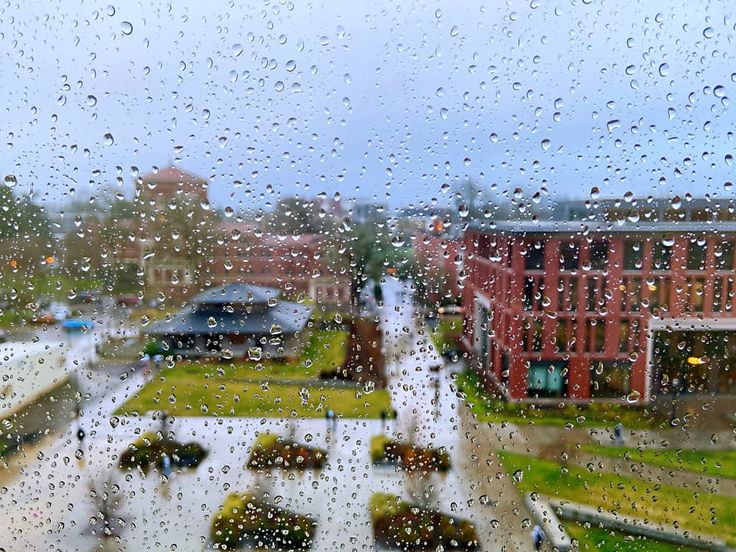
xmin=32 ymin=303 xmax=69 ymax=324
xmin=437 ymin=305 xmax=464 ymax=317
xmin=74 ymin=291 xmax=100 ymax=304
xmin=62 ymin=319 xmax=95 ymax=333
xmin=116 ymin=294 xmax=141 ymax=308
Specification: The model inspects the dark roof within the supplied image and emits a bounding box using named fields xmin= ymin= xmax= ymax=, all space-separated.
xmin=147 ymin=299 xmax=312 ymax=336
xmin=192 ymin=283 xmax=280 ymax=306
xmin=469 ymin=220 xmax=736 ymax=235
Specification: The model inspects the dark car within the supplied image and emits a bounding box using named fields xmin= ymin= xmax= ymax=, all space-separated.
xmin=75 ymin=291 xmax=100 ymax=304
xmin=116 ymin=294 xmax=141 ymax=308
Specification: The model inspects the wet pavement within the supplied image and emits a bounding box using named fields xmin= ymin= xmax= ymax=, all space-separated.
xmin=0 ymin=279 xmax=533 ymax=551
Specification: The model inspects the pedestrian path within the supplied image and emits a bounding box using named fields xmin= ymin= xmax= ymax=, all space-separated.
xmin=0 ymin=278 xmax=534 ymax=550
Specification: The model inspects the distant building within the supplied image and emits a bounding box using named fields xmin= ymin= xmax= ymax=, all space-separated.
xmin=413 ymin=220 xmax=463 ymax=306
xmin=349 ymin=199 xmax=387 ymax=225
xmin=136 ymin=165 xmax=208 ymax=205
xmin=213 ymin=221 xmax=351 ymax=308
xmin=464 ymin=197 xmax=736 ymax=403
xmin=554 ymin=196 xmax=736 ymax=223
xmin=132 ymin=165 xmax=215 ymax=293
xmin=147 ymin=283 xmax=312 ymax=360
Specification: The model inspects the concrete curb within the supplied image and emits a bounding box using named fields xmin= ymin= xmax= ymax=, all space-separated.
xmin=524 ymin=493 xmax=572 ymax=552
xmin=547 ymin=496 xmax=734 ymax=551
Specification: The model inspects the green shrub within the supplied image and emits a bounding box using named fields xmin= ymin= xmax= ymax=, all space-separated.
xmin=249 ymin=433 xmax=327 ymax=470
xmin=369 ymin=492 xmax=401 ymax=523
xmin=370 ymin=435 xmax=391 ymax=463
xmin=211 ymin=492 xmax=316 ymax=549
xmin=369 ymin=493 xmax=478 ymax=550
xmin=118 ymin=433 xmax=207 ymax=474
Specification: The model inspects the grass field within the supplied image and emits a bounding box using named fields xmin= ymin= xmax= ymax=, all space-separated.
xmin=584 ymin=446 xmax=736 ymax=479
xmin=457 ymin=370 xmax=663 ymax=430
xmin=226 ymin=329 xmax=348 ymax=380
xmin=429 ymin=317 xmax=462 ymax=354
xmin=567 ymin=522 xmax=698 ymax=551
xmin=117 ymin=376 xmax=391 ymax=418
xmin=499 ymin=451 xmax=736 ymax=545
xmin=116 ymin=330 xmax=391 ymax=418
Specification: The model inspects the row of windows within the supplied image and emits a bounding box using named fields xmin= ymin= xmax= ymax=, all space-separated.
xmin=495 ymin=238 xmax=736 ymax=272
xmin=521 ymin=274 xmax=736 ymax=315
xmin=521 ymin=317 xmax=641 ymax=354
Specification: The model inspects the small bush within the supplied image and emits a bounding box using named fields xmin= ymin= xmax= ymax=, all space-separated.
xmin=248 ymin=433 xmax=327 ymax=470
xmin=118 ymin=433 xmax=207 ymax=474
xmin=370 ymin=435 xmax=451 ymax=472
xmin=211 ymin=492 xmax=316 ymax=550
xmin=370 ymin=493 xmax=478 ymax=551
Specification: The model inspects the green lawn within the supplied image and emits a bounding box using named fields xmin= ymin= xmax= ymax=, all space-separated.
xmin=567 ymin=522 xmax=698 ymax=551
xmin=429 ymin=318 xmax=462 ymax=354
xmin=225 ymin=329 xmax=348 ymax=380
xmin=584 ymin=446 xmax=736 ymax=480
xmin=116 ymin=330 xmax=389 ymax=418
xmin=457 ymin=370 xmax=664 ymax=430
xmin=499 ymin=451 xmax=736 ymax=545
xmin=117 ymin=375 xmax=390 ymax=418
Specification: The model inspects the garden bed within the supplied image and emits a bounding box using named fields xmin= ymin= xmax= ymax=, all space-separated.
xmin=211 ymin=492 xmax=316 ymax=550
xmin=248 ymin=433 xmax=327 ymax=470
xmin=369 ymin=492 xmax=478 ymax=550
xmin=370 ymin=435 xmax=451 ymax=472
xmin=118 ymin=432 xmax=207 ymax=474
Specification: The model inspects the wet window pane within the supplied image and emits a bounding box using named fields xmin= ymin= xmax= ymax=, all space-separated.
xmin=2 ymin=2 xmax=734 ymax=550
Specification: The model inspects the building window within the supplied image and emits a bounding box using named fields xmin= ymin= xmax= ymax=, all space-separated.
xmin=714 ymin=277 xmax=724 ymax=312
xmin=621 ymin=277 xmax=641 ymax=312
xmin=591 ymin=361 xmax=631 ymax=398
xmin=560 ymin=241 xmax=580 ymax=271
xmin=523 ymin=277 xmax=544 ymax=311
xmin=587 ymin=319 xmax=605 ymax=353
xmin=687 ymin=277 xmax=706 ymax=313
xmin=687 ymin=239 xmax=707 ymax=271
xmin=523 ymin=278 xmax=534 ymax=311
xmin=585 ymin=278 xmax=602 ymax=312
xmin=716 ymin=241 xmax=735 ymax=270
xmin=532 ymin=318 xmax=543 ymax=352
xmin=618 ymin=319 xmax=630 ymax=353
xmin=555 ymin=321 xmax=567 ymax=352
xmin=524 ymin=241 xmax=545 ymax=270
xmin=527 ymin=361 xmax=566 ymax=398
xmin=623 ymin=240 xmax=642 ymax=270
xmin=648 ymin=277 xmax=671 ymax=313
xmin=589 ymin=240 xmax=609 ymax=271
xmin=653 ymin=240 xmax=673 ymax=271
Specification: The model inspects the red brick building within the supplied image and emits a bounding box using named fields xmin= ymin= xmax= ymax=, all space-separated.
xmin=137 ymin=166 xmax=208 ymax=204
xmin=413 ymin=228 xmax=463 ymax=306
xmin=464 ymin=203 xmax=736 ymax=403
xmin=213 ymin=221 xmax=350 ymax=307
xmin=123 ymin=167 xmax=350 ymax=305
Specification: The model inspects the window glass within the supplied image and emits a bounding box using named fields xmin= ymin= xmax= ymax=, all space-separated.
xmin=653 ymin=240 xmax=673 ymax=271
xmin=589 ymin=240 xmax=609 ymax=271
xmin=716 ymin=241 xmax=735 ymax=270
xmin=524 ymin=241 xmax=545 ymax=271
xmin=623 ymin=240 xmax=643 ymax=270
xmin=560 ymin=241 xmax=580 ymax=271
xmin=3 ymin=2 xmax=733 ymax=550
xmin=687 ymin=238 xmax=707 ymax=271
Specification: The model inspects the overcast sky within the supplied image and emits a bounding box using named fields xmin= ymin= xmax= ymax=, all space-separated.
xmin=1 ymin=0 xmax=734 ymax=212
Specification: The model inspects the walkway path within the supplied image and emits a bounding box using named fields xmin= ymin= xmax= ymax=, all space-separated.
xmin=0 ymin=279 xmax=534 ymax=551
